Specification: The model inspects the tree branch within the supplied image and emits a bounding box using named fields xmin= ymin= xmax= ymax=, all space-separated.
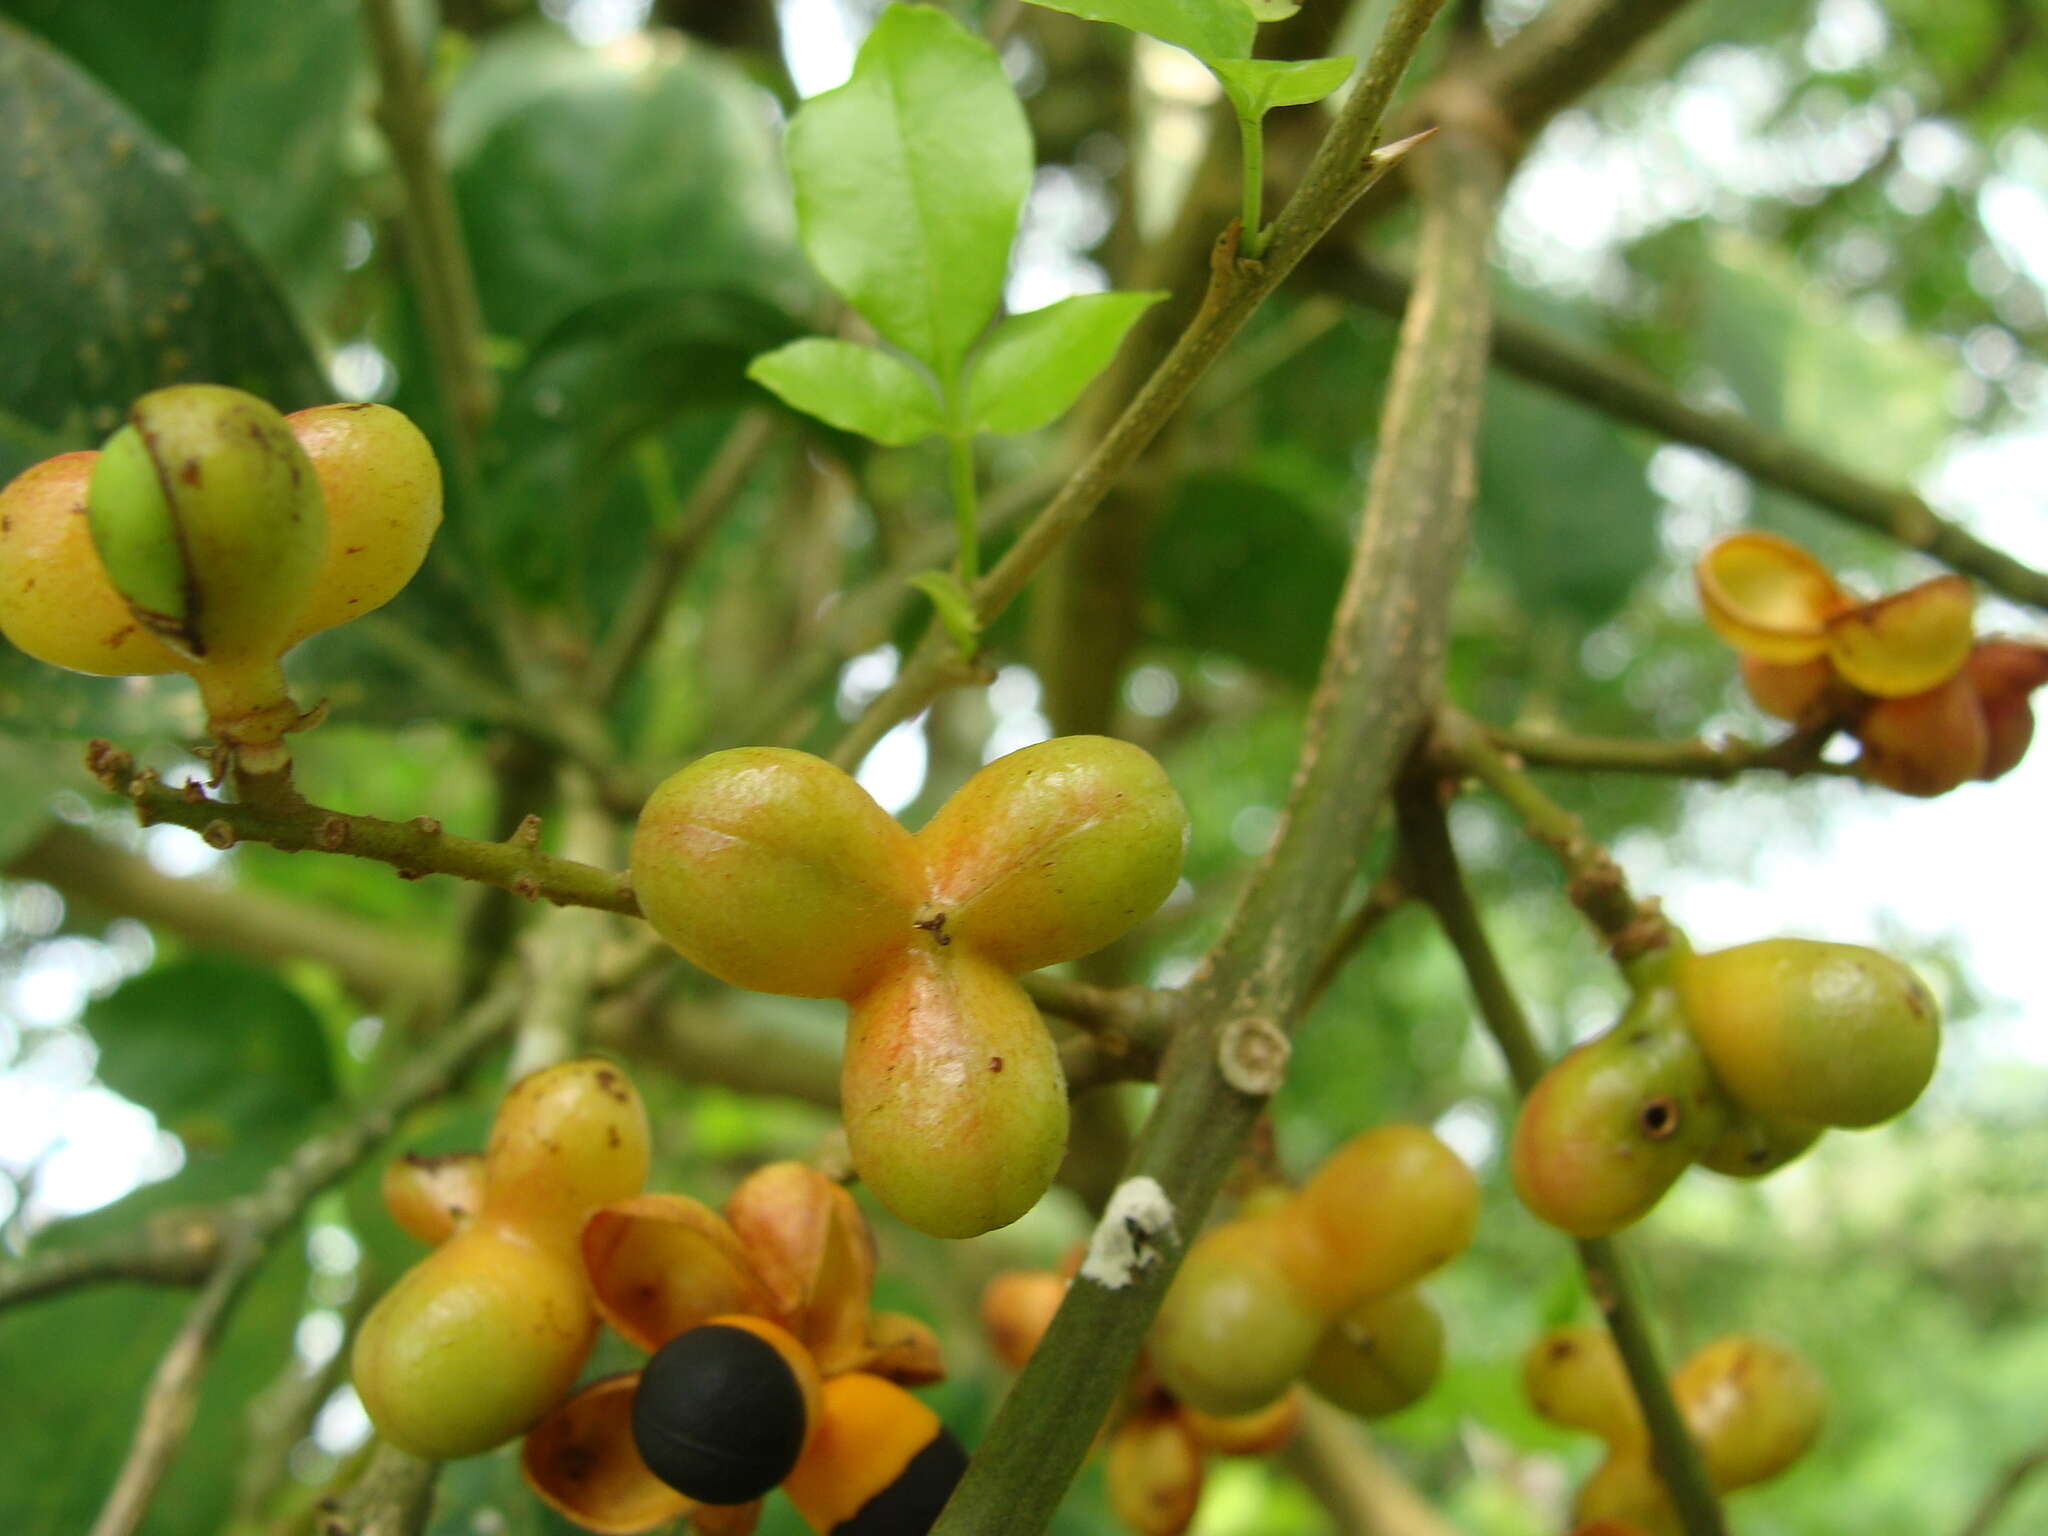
xmin=928 ymin=80 xmax=1498 ymax=1536
xmin=1281 ymin=1396 xmax=1464 ymax=1536
xmin=1957 ymin=1433 xmax=2048 ymax=1536
xmin=1481 ymin=719 xmax=1852 ymax=781
xmin=1392 ymin=782 xmax=1726 ymax=1536
xmin=86 ymin=741 xmax=638 ymax=917
xmin=5 ymin=822 xmax=449 ymax=1005
xmin=1321 ymin=254 xmax=2048 ymax=612
xmin=1427 ymin=709 xmax=1671 ymax=958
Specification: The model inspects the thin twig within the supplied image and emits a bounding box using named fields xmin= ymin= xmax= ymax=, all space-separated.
xmin=1957 ymin=1434 xmax=2048 ymax=1536
xmin=0 ymin=1207 xmax=223 ymax=1311
xmin=1428 ymin=708 xmax=1671 ymax=958
xmin=589 ymin=412 xmax=780 ymax=705
xmin=317 ymin=1441 xmax=440 ymax=1536
xmin=928 ymin=82 xmax=1496 ymax=1536
xmin=84 ymin=982 xmax=522 ymax=1536
xmin=1324 ymin=254 xmax=2048 ymax=613
xmin=86 ymin=740 xmax=638 ymax=917
xmin=1480 ymin=719 xmax=1851 ymax=781
xmin=1281 ymin=1396 xmax=1465 ymax=1536
xmin=1393 ymin=781 xmax=1726 ymax=1536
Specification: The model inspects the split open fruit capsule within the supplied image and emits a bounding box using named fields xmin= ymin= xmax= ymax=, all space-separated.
xmin=631 ymin=1316 xmax=822 ymax=1504
xmin=781 ymin=1372 xmax=969 ymax=1536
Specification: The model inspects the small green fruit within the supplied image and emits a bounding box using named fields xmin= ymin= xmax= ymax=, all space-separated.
xmin=1698 ymin=1103 xmax=1823 ymax=1179
xmin=1148 ymin=1216 xmax=1330 ymax=1417
xmin=1303 ymin=1287 xmax=1444 ymax=1419
xmin=1511 ymin=987 xmax=1728 ymax=1237
xmin=87 ymin=384 xmax=324 ymax=664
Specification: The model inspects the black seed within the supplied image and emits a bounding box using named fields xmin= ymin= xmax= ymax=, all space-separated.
xmin=632 ymin=1323 xmax=808 ymax=1504
xmin=834 ymin=1427 xmax=969 ymax=1536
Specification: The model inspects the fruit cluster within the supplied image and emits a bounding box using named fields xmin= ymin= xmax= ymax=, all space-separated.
xmin=1511 ymin=936 xmax=1938 ymax=1236
xmin=1696 ymin=531 xmax=2048 ymax=795
xmin=0 ymin=385 xmax=441 ymax=770
xmin=358 ymin=1065 xmax=964 ymax=1535
xmin=1526 ymin=1324 xmax=1824 ymax=1535
xmin=1148 ymin=1126 xmax=1475 ymax=1420
xmin=629 ymin=736 xmax=1189 ymax=1238
xmin=980 ymin=1127 xmax=1467 ymax=1536
xmin=983 ymin=1264 xmax=1309 ymax=1536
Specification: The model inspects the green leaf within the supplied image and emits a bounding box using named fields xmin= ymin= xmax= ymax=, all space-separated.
xmin=784 ymin=5 xmax=1031 ymax=385
xmin=907 ymin=569 xmax=983 ymax=655
xmin=453 ymin=23 xmax=807 ymax=344
xmin=1209 ymin=55 xmax=1355 ymax=120
xmin=1243 ymin=0 xmax=1302 ymax=20
xmin=965 ymin=291 xmax=1165 ymax=435
xmin=1021 ymin=0 xmax=1256 ymax=63
xmin=84 ymin=957 xmax=337 ymax=1146
xmin=748 ymin=339 xmax=946 ymax=446
xmin=0 ymin=20 xmax=327 ymax=451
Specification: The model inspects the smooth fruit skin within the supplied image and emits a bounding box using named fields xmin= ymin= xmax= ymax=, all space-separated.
xmin=981 ymin=1270 xmax=1066 ymax=1370
xmin=630 ymin=749 xmax=924 ymax=999
xmin=1698 ymin=1105 xmax=1822 ymax=1180
xmin=1294 ymin=1126 xmax=1478 ymax=1310
xmin=915 ymin=735 xmax=1188 ymax=974
xmin=1675 ymin=939 xmax=1939 ymax=1128
xmin=381 ymin=1152 xmax=489 ymax=1246
xmin=1674 ymin=1335 xmax=1825 ymax=1491
xmin=0 ymin=452 xmax=184 ymax=676
xmin=1855 ymin=671 xmax=1989 ymax=797
xmin=355 ymin=1060 xmax=649 ymax=1459
xmin=1148 ymin=1217 xmax=1331 ymax=1417
xmin=284 ymin=403 xmax=443 ymax=644
xmin=1304 ymin=1287 xmax=1444 ymax=1419
xmin=1107 ymin=1412 xmax=1204 ymax=1536
xmin=1523 ymin=1325 xmax=1645 ymax=1449
xmin=350 ymin=1226 xmax=596 ymax=1462
xmin=88 ymin=384 xmax=324 ymax=665
xmin=1575 ymin=1453 xmax=1680 ymax=1536
xmin=841 ymin=946 xmax=1068 ymax=1238
xmin=1510 ymin=989 xmax=1728 ymax=1237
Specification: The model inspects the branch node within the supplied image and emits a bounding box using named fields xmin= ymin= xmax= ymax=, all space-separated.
xmin=1217 ymin=1015 xmax=1291 ymax=1097
xmin=315 ymin=816 xmax=352 ymax=852
xmin=511 ymin=814 xmax=543 ymax=850
xmin=409 ymin=816 xmax=443 ymax=836
xmin=200 ymin=820 xmax=237 ymax=851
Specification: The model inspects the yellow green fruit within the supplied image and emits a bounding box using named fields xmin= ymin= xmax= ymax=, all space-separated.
xmin=351 ymin=1226 xmax=597 ymax=1461
xmin=1523 ymin=1325 xmax=1644 ymax=1449
xmin=841 ymin=946 xmax=1068 ymax=1238
xmin=0 ymin=451 xmax=184 ymax=676
xmin=1675 ymin=939 xmax=1939 ymax=1128
xmin=284 ymin=403 xmax=443 ymax=644
xmin=1303 ymin=1287 xmax=1444 ymax=1419
xmin=914 ymin=735 xmax=1188 ymax=972
xmin=1511 ymin=988 xmax=1728 ymax=1237
xmin=1574 ymin=1452 xmax=1679 ymax=1536
xmin=1698 ymin=1104 xmax=1822 ymax=1180
xmin=87 ymin=384 xmax=324 ymax=665
xmin=629 ymin=748 xmax=924 ymax=999
xmin=1148 ymin=1216 xmax=1330 ymax=1417
xmin=1107 ymin=1412 xmax=1204 ymax=1536
xmin=1674 ymin=1335 xmax=1825 ymax=1491
xmin=1293 ymin=1126 xmax=1479 ymax=1309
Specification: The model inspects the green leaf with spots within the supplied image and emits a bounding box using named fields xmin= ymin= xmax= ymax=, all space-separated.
xmin=749 ymin=339 xmax=946 ymax=446
xmin=965 ymin=291 xmax=1165 ymax=435
xmin=784 ymin=5 xmax=1031 ymax=386
xmin=0 ymin=20 xmax=326 ymax=455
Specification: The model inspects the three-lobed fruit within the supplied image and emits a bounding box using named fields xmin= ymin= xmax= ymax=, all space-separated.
xmin=629 ymin=736 xmax=1188 ymax=1239
xmin=1510 ymin=987 xmax=1728 ymax=1237
xmin=1150 ymin=1128 xmax=1475 ymax=1417
xmin=1675 ymin=938 xmax=1938 ymax=1128
xmin=352 ymin=1059 xmax=650 ymax=1460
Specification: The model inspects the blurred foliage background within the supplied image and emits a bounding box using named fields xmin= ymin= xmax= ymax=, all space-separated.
xmin=0 ymin=1 xmax=2045 ymax=1533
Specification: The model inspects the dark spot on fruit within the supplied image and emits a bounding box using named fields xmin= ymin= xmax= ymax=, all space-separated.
xmin=989 ymin=1056 xmax=1003 ymax=1072
xmin=1546 ymin=1338 xmax=1579 ymax=1361
xmin=344 ymin=545 xmax=365 ymax=554
xmin=1 ymin=516 xmax=10 ymax=533
xmin=22 ymin=577 xmax=33 ymax=590
xmin=1639 ymin=1097 xmax=1679 ymax=1140
xmin=607 ymin=1126 xmax=621 ymax=1148
xmin=1746 ymin=1146 xmax=1769 ymax=1167
xmin=179 ymin=458 xmax=200 ymax=486
xmin=595 ymin=1068 xmax=628 ymax=1103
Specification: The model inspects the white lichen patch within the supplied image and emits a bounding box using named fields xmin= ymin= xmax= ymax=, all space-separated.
xmin=1080 ymin=1176 xmax=1178 ymax=1288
